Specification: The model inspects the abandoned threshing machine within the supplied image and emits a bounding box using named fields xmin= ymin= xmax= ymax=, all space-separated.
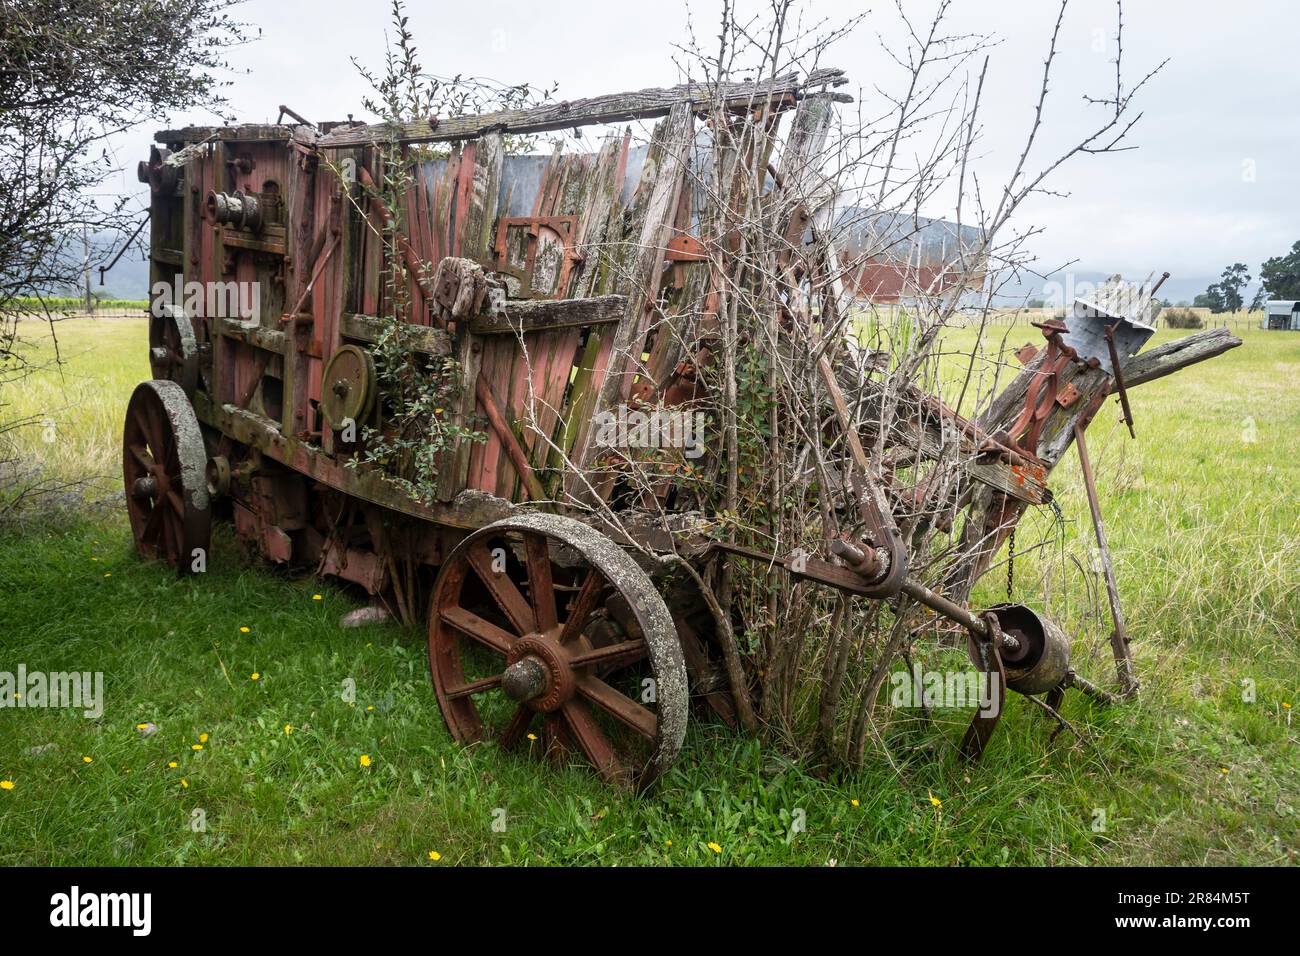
xmin=125 ymin=70 xmax=1240 ymax=787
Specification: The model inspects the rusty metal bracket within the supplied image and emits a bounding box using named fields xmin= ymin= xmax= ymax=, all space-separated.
xmin=665 ymin=233 xmax=708 ymax=261
xmin=491 ymin=215 xmax=583 ymax=298
xmin=1074 ymin=422 xmax=1139 ymax=698
xmin=282 ymin=231 xmax=341 ymax=324
xmin=1103 ymin=324 xmax=1137 ymax=438
xmin=959 ymin=611 xmax=1008 ymax=762
xmin=1004 ymin=319 xmax=1097 ymax=455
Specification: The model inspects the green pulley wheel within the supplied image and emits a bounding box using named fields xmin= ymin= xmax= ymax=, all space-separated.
xmin=320 ymin=344 xmax=377 ymax=431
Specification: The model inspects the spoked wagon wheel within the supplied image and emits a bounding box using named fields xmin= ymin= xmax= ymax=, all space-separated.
xmin=148 ymin=306 xmax=200 ymax=398
xmin=122 ymin=380 xmax=211 ymax=575
xmin=428 ymin=512 xmax=687 ymax=789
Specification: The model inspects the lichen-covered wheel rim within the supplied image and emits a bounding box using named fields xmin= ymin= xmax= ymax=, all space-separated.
xmin=427 ymin=512 xmax=687 ymax=789
xmin=148 ymin=306 xmax=199 ymax=398
xmin=122 ymin=380 xmax=211 ymax=575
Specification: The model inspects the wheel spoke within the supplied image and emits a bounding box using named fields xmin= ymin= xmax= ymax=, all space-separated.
xmin=559 ymin=568 xmax=605 ymax=644
xmin=440 ymin=606 xmax=517 ymax=656
xmin=542 ymin=712 xmax=569 ymax=752
xmin=498 ymin=704 xmax=536 ymax=749
xmin=129 ymin=444 xmax=155 ymax=473
xmin=560 ymin=699 xmax=630 ymax=784
xmin=167 ymin=502 xmax=185 ymax=562
xmin=568 ymin=639 xmax=647 ymax=669
xmin=167 ymin=489 xmax=185 ymax=516
xmin=577 ymin=675 xmax=658 ymax=741
xmin=141 ymin=500 xmax=164 ymax=544
xmin=445 ymin=673 xmax=503 ymax=699
xmin=522 ymin=532 xmax=557 ymax=631
xmin=465 ymin=541 xmax=535 ymax=634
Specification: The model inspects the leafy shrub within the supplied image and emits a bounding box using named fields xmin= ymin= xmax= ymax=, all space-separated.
xmin=1160 ymin=307 xmax=1203 ymax=329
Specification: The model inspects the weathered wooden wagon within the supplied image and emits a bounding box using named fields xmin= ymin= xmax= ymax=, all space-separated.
xmin=125 ymin=71 xmax=1240 ymax=787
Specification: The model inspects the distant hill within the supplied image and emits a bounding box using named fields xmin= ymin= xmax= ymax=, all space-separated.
xmin=91 ymin=231 xmax=152 ymax=301
xmin=991 ymin=269 xmax=1217 ymax=308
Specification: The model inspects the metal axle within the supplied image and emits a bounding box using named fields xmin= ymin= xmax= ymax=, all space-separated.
xmin=829 ymin=539 xmax=1021 ymax=653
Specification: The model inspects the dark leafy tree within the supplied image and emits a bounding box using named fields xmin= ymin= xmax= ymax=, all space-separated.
xmin=1259 ymin=240 xmax=1300 ymax=299
xmin=1217 ymin=262 xmax=1250 ymax=313
xmin=2 ymin=0 xmax=246 ymax=510
xmin=1194 ymin=284 xmax=1225 ymax=313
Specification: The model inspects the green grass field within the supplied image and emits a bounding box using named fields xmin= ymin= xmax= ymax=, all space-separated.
xmin=0 ymin=314 xmax=1296 ymax=866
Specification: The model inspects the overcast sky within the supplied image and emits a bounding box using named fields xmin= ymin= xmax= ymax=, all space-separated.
xmin=113 ymin=0 xmax=1298 ymax=291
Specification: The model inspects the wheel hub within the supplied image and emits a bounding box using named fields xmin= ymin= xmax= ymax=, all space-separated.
xmin=504 ymin=632 xmax=574 ymax=712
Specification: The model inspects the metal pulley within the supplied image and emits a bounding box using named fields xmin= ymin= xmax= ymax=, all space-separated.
xmin=207 ymin=189 xmax=264 ymax=232
xmin=967 ymin=603 xmax=1071 ymax=696
xmin=319 ymin=344 xmax=377 ymax=431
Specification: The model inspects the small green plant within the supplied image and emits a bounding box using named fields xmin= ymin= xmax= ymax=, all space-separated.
xmin=340 ymin=0 xmax=555 ymax=502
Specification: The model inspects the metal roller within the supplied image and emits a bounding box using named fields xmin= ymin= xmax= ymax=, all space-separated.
xmin=968 ymin=603 xmax=1071 ymax=696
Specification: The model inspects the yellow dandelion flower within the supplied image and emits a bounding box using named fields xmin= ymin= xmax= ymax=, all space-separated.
xmin=250 ymin=672 xmax=261 ymax=681
xmin=526 ymin=733 xmax=538 ymax=741
xmin=1284 ymin=703 xmax=1292 ymax=709
xmin=366 ymin=705 xmax=375 ymax=712
xmin=359 ymin=754 xmax=372 ymax=767
xmin=312 ymin=594 xmax=322 ymax=601
xmin=91 ymin=556 xmax=99 ymax=561
xmin=1220 ymin=767 xmax=1229 ymax=774
xmin=198 ymin=733 xmax=209 ymax=743
xmin=427 ymin=850 xmax=441 ymax=861
xmin=239 ymin=626 xmax=250 ymax=633
xmin=136 ymin=723 xmax=149 ymax=730
xmin=103 ymin=572 xmax=111 ymax=578
xmin=665 ymin=840 xmax=673 ymax=846
xmin=0 ymin=780 xmax=14 ymax=790
xmin=707 ymin=842 xmax=722 ymax=854
xmin=82 ymin=756 xmax=92 ymax=764
xmin=929 ymin=793 xmax=942 ymax=808
xmin=191 ymin=744 xmax=203 ymax=751
xmin=180 ymin=778 xmax=189 ymax=788
xmin=168 ymin=761 xmax=177 ymax=769
xmin=851 ymin=799 xmax=860 ymax=807
xmin=284 ymin=724 xmax=293 ymax=735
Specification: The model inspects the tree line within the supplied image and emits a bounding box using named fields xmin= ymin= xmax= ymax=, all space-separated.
xmin=1192 ymin=242 xmax=1300 ymax=313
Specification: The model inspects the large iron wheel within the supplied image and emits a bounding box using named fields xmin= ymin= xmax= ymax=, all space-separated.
xmin=428 ymin=512 xmax=687 ymax=789
xmin=122 ymin=380 xmax=211 ymax=575
xmin=148 ymin=305 xmax=200 ymax=398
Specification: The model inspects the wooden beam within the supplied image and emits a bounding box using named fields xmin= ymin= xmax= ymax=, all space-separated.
xmin=474 ymin=376 xmax=548 ymax=503
xmin=199 ymin=397 xmax=513 ymax=530
xmin=469 ymin=294 xmax=627 ymax=335
xmin=1123 ymin=326 xmax=1242 ymax=388
xmin=317 ymin=69 xmax=849 ymax=148
xmin=567 ymin=102 xmax=695 ymax=497
xmin=339 ymin=313 xmax=452 ymax=356
xmin=218 ymin=319 xmax=287 ymax=354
